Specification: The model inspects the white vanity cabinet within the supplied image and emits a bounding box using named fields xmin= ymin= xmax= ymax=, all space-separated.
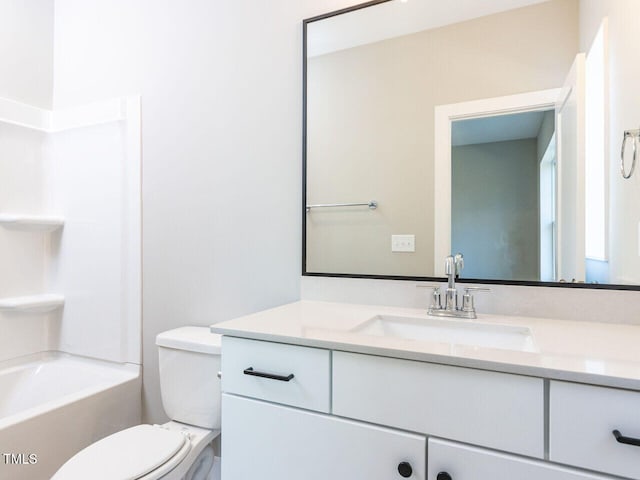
xmin=221 ymin=337 xmax=628 ymax=480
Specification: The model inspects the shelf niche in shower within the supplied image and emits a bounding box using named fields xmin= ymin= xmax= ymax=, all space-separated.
xmin=0 ymin=215 xmax=64 ymax=232
xmin=0 ymin=294 xmax=65 ymax=313
xmin=0 ymin=96 xmax=125 ymax=133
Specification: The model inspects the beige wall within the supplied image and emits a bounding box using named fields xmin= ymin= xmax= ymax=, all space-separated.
xmin=307 ymin=0 xmax=578 ymax=276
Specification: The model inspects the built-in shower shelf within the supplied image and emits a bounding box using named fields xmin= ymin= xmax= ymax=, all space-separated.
xmin=0 ymin=294 xmax=65 ymax=313
xmin=0 ymin=96 xmax=126 ymax=132
xmin=0 ymin=214 xmax=64 ymax=232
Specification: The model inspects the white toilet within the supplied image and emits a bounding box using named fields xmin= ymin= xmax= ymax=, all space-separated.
xmin=53 ymin=327 xmax=222 ymax=480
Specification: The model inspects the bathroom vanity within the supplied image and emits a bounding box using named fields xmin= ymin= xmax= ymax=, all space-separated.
xmin=212 ymin=301 xmax=640 ymax=480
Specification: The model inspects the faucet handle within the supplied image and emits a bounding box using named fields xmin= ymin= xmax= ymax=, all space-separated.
xmin=461 ymin=287 xmax=490 ymax=314
xmin=430 ymin=287 xmax=442 ymax=310
xmin=417 ymin=284 xmax=443 ymax=311
xmin=463 ymin=286 xmax=490 ymax=293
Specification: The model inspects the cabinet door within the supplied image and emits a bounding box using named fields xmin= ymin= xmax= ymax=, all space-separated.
xmin=549 ymin=381 xmax=640 ymax=479
xmin=428 ymin=439 xmax=613 ymax=480
xmin=222 ymin=393 xmax=426 ymax=480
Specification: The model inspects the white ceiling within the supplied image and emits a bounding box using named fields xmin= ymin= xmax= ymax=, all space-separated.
xmin=451 ymin=110 xmax=551 ymax=147
xmin=307 ymin=0 xmax=550 ymax=57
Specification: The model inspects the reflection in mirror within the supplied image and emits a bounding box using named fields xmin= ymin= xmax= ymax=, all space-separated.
xmin=304 ymin=0 xmax=640 ymax=288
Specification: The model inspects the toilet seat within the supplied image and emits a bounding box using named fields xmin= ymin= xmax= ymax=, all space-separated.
xmin=52 ymin=424 xmax=192 ymax=480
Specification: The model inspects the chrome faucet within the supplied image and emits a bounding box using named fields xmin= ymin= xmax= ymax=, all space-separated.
xmin=427 ymin=253 xmax=489 ymax=319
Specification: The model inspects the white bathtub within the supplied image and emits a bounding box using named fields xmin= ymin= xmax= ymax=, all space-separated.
xmin=0 ymin=352 xmax=140 ymax=480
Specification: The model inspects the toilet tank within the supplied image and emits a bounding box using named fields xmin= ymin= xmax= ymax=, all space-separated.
xmin=156 ymin=327 xmax=221 ymax=429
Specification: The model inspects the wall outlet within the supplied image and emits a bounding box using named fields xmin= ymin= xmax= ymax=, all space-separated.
xmin=392 ymin=234 xmax=415 ymax=252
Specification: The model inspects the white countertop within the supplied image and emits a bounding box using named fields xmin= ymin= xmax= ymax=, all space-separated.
xmin=211 ymin=300 xmax=640 ymax=390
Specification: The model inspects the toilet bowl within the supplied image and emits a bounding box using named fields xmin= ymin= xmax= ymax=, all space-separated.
xmin=52 ymin=327 xmax=222 ymax=480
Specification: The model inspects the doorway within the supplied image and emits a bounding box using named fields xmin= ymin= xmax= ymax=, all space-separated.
xmin=434 ymin=89 xmax=560 ymax=279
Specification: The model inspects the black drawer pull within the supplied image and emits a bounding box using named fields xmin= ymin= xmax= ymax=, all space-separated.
xmin=243 ymin=367 xmax=294 ymax=382
xmin=613 ymin=429 xmax=640 ymax=447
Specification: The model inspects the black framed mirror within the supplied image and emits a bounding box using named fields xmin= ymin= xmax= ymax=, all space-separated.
xmin=303 ymin=0 xmax=640 ymax=291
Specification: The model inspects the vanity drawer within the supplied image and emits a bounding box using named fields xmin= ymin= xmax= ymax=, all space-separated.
xmin=333 ymin=351 xmax=544 ymax=458
xmin=549 ymin=381 xmax=640 ymax=479
xmin=221 ymin=336 xmax=331 ymax=413
xmin=428 ymin=438 xmax=613 ymax=480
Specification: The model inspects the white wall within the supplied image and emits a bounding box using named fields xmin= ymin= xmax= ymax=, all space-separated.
xmin=52 ymin=0 xmax=359 ymax=423
xmin=0 ymin=0 xmax=54 ymax=109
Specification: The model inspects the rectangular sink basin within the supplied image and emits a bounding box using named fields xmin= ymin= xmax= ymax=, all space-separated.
xmin=350 ymin=315 xmax=537 ymax=352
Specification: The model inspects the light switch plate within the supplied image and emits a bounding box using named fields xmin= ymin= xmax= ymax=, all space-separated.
xmin=392 ymin=234 xmax=415 ymax=252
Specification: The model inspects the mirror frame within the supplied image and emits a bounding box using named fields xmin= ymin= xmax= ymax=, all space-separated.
xmin=302 ymin=0 xmax=640 ymax=291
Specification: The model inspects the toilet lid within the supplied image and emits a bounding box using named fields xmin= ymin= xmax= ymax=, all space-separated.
xmin=52 ymin=425 xmax=190 ymax=480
